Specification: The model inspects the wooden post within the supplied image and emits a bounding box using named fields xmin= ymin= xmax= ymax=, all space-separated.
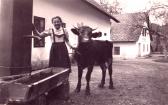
xmin=0 ymin=0 xmax=33 ymax=76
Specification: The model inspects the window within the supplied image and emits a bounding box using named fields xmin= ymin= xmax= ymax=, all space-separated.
xmin=114 ymin=47 xmax=120 ymax=55
xmin=33 ymin=16 xmax=45 ymax=47
xmin=142 ymin=28 xmax=147 ymax=36
xmin=104 ymin=33 xmax=107 ymax=36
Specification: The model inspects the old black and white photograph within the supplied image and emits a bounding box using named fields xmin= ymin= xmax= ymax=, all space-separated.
xmin=0 ymin=0 xmax=168 ymax=105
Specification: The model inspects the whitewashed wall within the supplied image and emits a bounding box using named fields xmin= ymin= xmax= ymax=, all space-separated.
xmin=137 ymin=23 xmax=151 ymax=56
xmin=32 ymin=0 xmax=111 ymax=63
xmin=136 ymin=31 xmax=151 ymax=56
xmin=113 ymin=33 xmax=150 ymax=59
xmin=113 ymin=42 xmax=138 ymax=59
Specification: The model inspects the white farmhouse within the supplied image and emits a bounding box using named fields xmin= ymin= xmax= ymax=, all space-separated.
xmin=32 ymin=0 xmax=119 ymax=68
xmin=111 ymin=13 xmax=151 ymax=59
xmin=0 ymin=0 xmax=119 ymax=75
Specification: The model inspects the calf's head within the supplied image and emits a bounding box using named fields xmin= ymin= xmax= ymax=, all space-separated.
xmin=71 ymin=26 xmax=102 ymax=42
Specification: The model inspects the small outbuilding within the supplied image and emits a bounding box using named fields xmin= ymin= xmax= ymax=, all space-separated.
xmin=111 ymin=13 xmax=151 ymax=59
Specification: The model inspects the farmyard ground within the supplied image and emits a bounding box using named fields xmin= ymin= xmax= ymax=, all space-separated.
xmin=50 ymin=55 xmax=168 ymax=105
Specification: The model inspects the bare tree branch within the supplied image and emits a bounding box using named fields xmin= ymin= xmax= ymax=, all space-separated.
xmin=99 ymin=0 xmax=122 ymax=14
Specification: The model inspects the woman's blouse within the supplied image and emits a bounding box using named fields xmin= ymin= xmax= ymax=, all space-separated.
xmin=43 ymin=27 xmax=69 ymax=43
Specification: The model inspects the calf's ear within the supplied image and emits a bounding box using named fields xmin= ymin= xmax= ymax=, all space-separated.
xmin=91 ymin=32 xmax=102 ymax=38
xmin=71 ymin=28 xmax=79 ymax=35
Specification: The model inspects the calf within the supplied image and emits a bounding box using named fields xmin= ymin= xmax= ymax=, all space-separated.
xmin=71 ymin=26 xmax=114 ymax=95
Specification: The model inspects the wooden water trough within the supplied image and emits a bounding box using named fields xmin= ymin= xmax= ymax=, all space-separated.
xmin=0 ymin=67 xmax=70 ymax=105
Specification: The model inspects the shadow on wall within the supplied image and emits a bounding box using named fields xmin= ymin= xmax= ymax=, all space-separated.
xmin=31 ymin=54 xmax=77 ymax=70
xmin=31 ymin=60 xmax=49 ymax=70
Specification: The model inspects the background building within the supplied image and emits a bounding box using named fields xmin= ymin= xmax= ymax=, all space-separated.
xmin=111 ymin=13 xmax=151 ymax=59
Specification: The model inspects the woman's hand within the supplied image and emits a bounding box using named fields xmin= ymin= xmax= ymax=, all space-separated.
xmin=32 ymin=24 xmax=42 ymax=36
xmin=70 ymin=46 xmax=76 ymax=50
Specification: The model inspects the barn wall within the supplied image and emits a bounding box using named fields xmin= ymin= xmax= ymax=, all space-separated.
xmin=113 ymin=42 xmax=138 ymax=59
xmin=32 ymin=0 xmax=112 ymax=66
xmin=113 ymin=33 xmax=151 ymax=59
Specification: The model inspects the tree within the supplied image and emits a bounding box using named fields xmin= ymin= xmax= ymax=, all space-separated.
xmin=130 ymin=1 xmax=168 ymax=59
xmin=148 ymin=2 xmax=168 ymax=58
xmin=99 ymin=0 xmax=122 ymax=14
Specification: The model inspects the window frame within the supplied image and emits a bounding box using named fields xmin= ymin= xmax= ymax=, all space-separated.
xmin=114 ymin=46 xmax=120 ymax=55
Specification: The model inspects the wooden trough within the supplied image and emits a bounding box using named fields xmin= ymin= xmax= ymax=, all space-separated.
xmin=0 ymin=67 xmax=70 ymax=105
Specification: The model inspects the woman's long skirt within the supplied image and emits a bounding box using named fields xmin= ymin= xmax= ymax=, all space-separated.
xmin=49 ymin=42 xmax=71 ymax=68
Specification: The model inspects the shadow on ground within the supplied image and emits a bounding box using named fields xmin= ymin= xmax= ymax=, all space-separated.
xmin=153 ymin=59 xmax=168 ymax=63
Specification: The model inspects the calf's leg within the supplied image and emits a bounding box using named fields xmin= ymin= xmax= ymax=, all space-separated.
xmin=98 ymin=64 xmax=107 ymax=88
xmin=107 ymin=58 xmax=114 ymax=89
xmin=75 ymin=66 xmax=83 ymax=93
xmin=85 ymin=65 xmax=93 ymax=95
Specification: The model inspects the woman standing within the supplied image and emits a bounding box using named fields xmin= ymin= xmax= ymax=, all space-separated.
xmin=33 ymin=16 xmax=73 ymax=71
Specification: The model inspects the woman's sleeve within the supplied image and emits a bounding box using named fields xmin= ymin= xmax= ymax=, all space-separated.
xmin=64 ymin=28 xmax=74 ymax=49
xmin=64 ymin=28 xmax=69 ymax=42
xmin=40 ymin=28 xmax=52 ymax=37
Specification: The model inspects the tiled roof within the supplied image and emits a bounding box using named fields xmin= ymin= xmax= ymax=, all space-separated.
xmin=111 ymin=13 xmax=145 ymax=42
xmin=112 ymin=24 xmax=142 ymax=42
xmin=82 ymin=0 xmax=120 ymax=23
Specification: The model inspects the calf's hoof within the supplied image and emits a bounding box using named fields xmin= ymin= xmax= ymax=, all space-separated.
xmin=74 ymin=88 xmax=80 ymax=93
xmin=109 ymin=85 xmax=114 ymax=89
xmin=75 ymin=84 xmax=81 ymax=93
xmin=85 ymin=90 xmax=91 ymax=95
xmin=98 ymin=83 xmax=104 ymax=88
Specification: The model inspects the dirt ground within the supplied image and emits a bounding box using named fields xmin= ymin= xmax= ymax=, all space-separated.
xmin=50 ymin=54 xmax=168 ymax=105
